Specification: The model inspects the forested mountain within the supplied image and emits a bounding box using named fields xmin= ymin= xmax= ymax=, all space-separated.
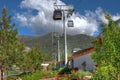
xmin=18 ymin=33 xmax=93 ymax=55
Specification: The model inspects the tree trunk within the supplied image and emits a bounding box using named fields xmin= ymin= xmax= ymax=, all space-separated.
xmin=0 ymin=66 xmax=4 ymax=80
xmin=1 ymin=69 xmax=3 ymax=80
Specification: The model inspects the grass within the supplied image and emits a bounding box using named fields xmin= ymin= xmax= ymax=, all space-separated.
xmin=20 ymin=71 xmax=40 ymax=80
xmin=7 ymin=70 xmax=58 ymax=80
xmin=6 ymin=69 xmax=91 ymax=80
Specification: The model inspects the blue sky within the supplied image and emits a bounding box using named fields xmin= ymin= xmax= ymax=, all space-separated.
xmin=0 ymin=0 xmax=120 ymax=37
xmin=62 ymin=0 xmax=120 ymax=14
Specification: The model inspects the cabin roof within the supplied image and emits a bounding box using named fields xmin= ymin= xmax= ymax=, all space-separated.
xmin=56 ymin=47 xmax=95 ymax=64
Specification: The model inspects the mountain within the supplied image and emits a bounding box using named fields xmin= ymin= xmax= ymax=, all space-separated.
xmin=18 ymin=33 xmax=93 ymax=56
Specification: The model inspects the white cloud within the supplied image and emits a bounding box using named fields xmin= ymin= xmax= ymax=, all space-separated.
xmin=16 ymin=13 xmax=28 ymax=26
xmin=66 ymin=13 xmax=98 ymax=36
xmin=112 ymin=14 xmax=120 ymax=21
xmin=15 ymin=0 xmax=119 ymax=36
xmin=95 ymin=8 xmax=120 ymax=23
xmin=95 ymin=8 xmax=108 ymax=24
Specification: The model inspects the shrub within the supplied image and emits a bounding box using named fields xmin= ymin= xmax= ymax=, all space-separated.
xmin=58 ymin=67 xmax=72 ymax=74
xmin=70 ymin=71 xmax=78 ymax=79
xmin=77 ymin=70 xmax=91 ymax=79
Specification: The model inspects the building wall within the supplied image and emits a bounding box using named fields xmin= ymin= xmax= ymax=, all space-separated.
xmin=72 ymin=53 xmax=95 ymax=72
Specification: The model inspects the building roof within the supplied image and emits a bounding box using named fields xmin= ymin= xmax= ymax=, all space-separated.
xmin=56 ymin=47 xmax=95 ymax=64
xmin=68 ymin=47 xmax=94 ymax=61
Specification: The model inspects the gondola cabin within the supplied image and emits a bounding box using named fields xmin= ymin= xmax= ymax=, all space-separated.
xmin=53 ymin=9 xmax=62 ymax=20
xmin=67 ymin=20 xmax=74 ymax=27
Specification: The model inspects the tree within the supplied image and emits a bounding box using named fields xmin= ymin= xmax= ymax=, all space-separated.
xmin=0 ymin=7 xmax=47 ymax=80
xmin=20 ymin=47 xmax=44 ymax=72
xmin=92 ymin=13 xmax=120 ymax=80
xmin=0 ymin=7 xmax=25 ymax=80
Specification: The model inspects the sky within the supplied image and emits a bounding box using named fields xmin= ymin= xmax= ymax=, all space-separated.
xmin=0 ymin=0 xmax=120 ymax=37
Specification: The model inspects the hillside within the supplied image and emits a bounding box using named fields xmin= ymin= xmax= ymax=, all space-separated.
xmin=18 ymin=33 xmax=93 ymax=55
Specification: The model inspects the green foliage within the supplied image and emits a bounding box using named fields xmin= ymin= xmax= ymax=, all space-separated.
xmin=70 ymin=70 xmax=91 ymax=79
xmin=77 ymin=70 xmax=91 ymax=78
xmin=40 ymin=70 xmax=58 ymax=78
xmin=70 ymin=71 xmax=78 ymax=79
xmin=7 ymin=70 xmax=92 ymax=80
xmin=58 ymin=67 xmax=72 ymax=74
xmin=92 ymin=13 xmax=120 ymax=80
xmin=48 ymin=62 xmax=56 ymax=70
xmin=20 ymin=47 xmax=44 ymax=71
xmin=7 ymin=70 xmax=58 ymax=80
xmin=0 ymin=7 xmax=25 ymax=67
xmin=21 ymin=71 xmax=40 ymax=80
xmin=60 ymin=77 xmax=68 ymax=80
xmin=0 ymin=8 xmax=45 ymax=78
xmin=93 ymin=65 xmax=117 ymax=80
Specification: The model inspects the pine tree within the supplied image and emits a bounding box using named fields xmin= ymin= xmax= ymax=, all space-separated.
xmin=0 ymin=7 xmax=25 ymax=80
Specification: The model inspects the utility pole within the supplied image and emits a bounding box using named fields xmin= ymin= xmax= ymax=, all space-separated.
xmin=53 ymin=32 xmax=60 ymax=62
xmin=53 ymin=4 xmax=74 ymax=65
xmin=63 ymin=10 xmax=68 ymax=65
xmin=57 ymin=37 xmax=60 ymax=62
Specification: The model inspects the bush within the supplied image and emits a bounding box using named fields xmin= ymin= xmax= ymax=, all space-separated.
xmin=70 ymin=70 xmax=91 ymax=80
xmin=92 ymin=65 xmax=118 ymax=80
xmin=7 ymin=70 xmax=58 ymax=80
xmin=60 ymin=77 xmax=68 ymax=80
xmin=40 ymin=70 xmax=58 ymax=78
xmin=48 ymin=62 xmax=57 ymax=70
xmin=58 ymin=67 xmax=72 ymax=74
xmin=70 ymin=71 xmax=78 ymax=79
xmin=77 ymin=70 xmax=91 ymax=78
